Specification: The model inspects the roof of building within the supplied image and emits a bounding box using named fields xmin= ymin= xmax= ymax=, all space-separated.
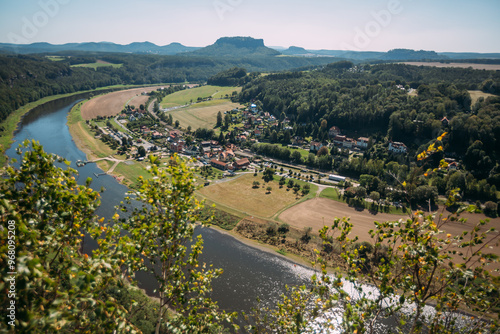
xmin=234 ymin=158 xmax=250 ymax=166
xmin=211 ymin=159 xmax=227 ymax=167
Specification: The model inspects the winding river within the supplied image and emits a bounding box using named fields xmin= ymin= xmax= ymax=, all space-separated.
xmin=6 ymin=96 xmax=315 ymax=315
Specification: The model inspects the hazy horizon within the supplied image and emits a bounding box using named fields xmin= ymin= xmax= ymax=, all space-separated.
xmin=0 ymin=0 xmax=499 ymax=53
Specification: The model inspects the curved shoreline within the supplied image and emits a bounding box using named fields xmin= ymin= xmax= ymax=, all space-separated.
xmin=67 ymin=94 xmax=325 ymax=273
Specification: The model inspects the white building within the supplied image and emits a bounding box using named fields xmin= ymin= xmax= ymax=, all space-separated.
xmin=357 ymin=137 xmax=369 ymax=149
xmin=389 ymin=141 xmax=407 ymax=154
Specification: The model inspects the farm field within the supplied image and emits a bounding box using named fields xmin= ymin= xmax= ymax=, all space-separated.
xmin=197 ymin=173 xmax=304 ymax=218
xmin=71 ymin=60 xmax=123 ymax=69
xmin=126 ymin=94 xmax=151 ymax=109
xmin=403 ymin=62 xmax=500 ymax=71
xmin=468 ymin=90 xmax=499 ymax=105
xmin=279 ymin=197 xmax=500 ymax=271
xmin=167 ymin=100 xmax=244 ymax=130
xmin=161 ymin=85 xmax=241 ymax=108
xmin=80 ymin=86 xmax=161 ymax=120
xmin=279 ymin=197 xmax=406 ymax=241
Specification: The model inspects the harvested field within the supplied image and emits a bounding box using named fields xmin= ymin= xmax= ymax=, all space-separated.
xmin=404 ymin=62 xmax=500 ymax=71
xmin=280 ymin=197 xmax=405 ymax=239
xmin=279 ymin=197 xmax=500 ymax=272
xmin=126 ymin=94 xmax=150 ymax=109
xmin=167 ymin=100 xmax=244 ymax=130
xmin=81 ymin=87 xmax=161 ymax=120
xmin=198 ymin=173 xmax=302 ymax=218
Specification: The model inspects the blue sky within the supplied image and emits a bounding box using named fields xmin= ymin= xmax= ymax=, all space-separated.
xmin=0 ymin=0 xmax=499 ymax=52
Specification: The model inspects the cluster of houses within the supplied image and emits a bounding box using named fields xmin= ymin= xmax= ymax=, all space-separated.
xmin=326 ymin=126 xmax=408 ymax=154
xmin=238 ymin=106 xmax=278 ymax=140
xmin=118 ymin=107 xmax=148 ymax=122
xmin=163 ymin=130 xmax=251 ymax=171
xmin=327 ymin=126 xmax=374 ymax=152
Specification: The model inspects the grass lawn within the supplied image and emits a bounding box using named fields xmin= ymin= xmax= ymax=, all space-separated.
xmin=112 ymin=161 xmax=152 ymax=188
xmin=256 ymin=143 xmax=310 ymax=159
xmin=468 ymin=90 xmax=498 ymax=105
xmin=161 ymin=85 xmax=241 ymax=108
xmin=45 ymin=56 xmax=66 ymax=61
xmin=197 ymin=173 xmax=307 ymax=218
xmin=71 ymin=61 xmax=122 ymax=69
xmin=319 ymin=187 xmax=406 ymax=215
xmin=290 ymin=146 xmax=310 ymax=159
xmin=166 ymin=100 xmax=243 ymax=130
xmin=319 ymin=187 xmax=341 ymax=201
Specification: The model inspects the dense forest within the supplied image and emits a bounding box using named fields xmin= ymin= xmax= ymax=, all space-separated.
xmin=0 ymin=52 xmax=336 ymax=127
xmin=236 ymin=62 xmax=500 ymax=204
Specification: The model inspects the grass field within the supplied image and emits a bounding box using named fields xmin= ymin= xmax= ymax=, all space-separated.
xmin=197 ymin=173 xmax=308 ymax=218
xmin=71 ymin=60 xmax=122 ymax=69
xmin=161 ymin=85 xmax=241 ymax=108
xmin=256 ymin=143 xmax=310 ymax=159
xmin=468 ymin=90 xmax=498 ymax=105
xmin=167 ymin=100 xmax=243 ymax=130
xmin=319 ymin=187 xmax=341 ymax=201
xmin=45 ymin=56 xmax=66 ymax=61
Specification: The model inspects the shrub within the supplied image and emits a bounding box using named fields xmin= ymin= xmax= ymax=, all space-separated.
xmin=484 ymin=201 xmax=498 ymax=217
xmin=278 ymin=223 xmax=290 ymax=234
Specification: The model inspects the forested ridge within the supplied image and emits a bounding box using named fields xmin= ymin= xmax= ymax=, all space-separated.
xmin=237 ymin=62 xmax=500 ymax=202
xmin=0 ymin=52 xmax=335 ymax=128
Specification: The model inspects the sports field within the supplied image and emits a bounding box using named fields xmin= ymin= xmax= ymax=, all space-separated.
xmin=167 ymin=100 xmax=243 ymax=130
xmin=161 ymin=85 xmax=241 ymax=108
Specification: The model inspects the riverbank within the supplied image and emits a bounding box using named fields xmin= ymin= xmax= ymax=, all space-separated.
xmin=68 ymin=97 xmax=154 ymax=188
xmin=66 ymin=92 xmax=332 ymax=273
xmin=0 ymin=84 xmax=168 ymax=166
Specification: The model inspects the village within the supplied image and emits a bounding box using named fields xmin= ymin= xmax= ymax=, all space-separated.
xmin=85 ymin=93 xmax=464 ymax=187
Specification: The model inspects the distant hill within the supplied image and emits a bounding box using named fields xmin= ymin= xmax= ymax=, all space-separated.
xmin=278 ymin=48 xmax=446 ymax=61
xmin=1 ymin=39 xmax=499 ymax=62
xmin=281 ymin=46 xmax=310 ymax=56
xmin=186 ymin=37 xmax=281 ymax=57
xmin=379 ymin=48 xmax=446 ymax=60
xmin=0 ymin=41 xmax=199 ymax=55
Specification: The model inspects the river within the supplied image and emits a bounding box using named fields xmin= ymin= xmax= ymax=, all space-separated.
xmin=6 ymin=96 xmax=315 ymax=316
